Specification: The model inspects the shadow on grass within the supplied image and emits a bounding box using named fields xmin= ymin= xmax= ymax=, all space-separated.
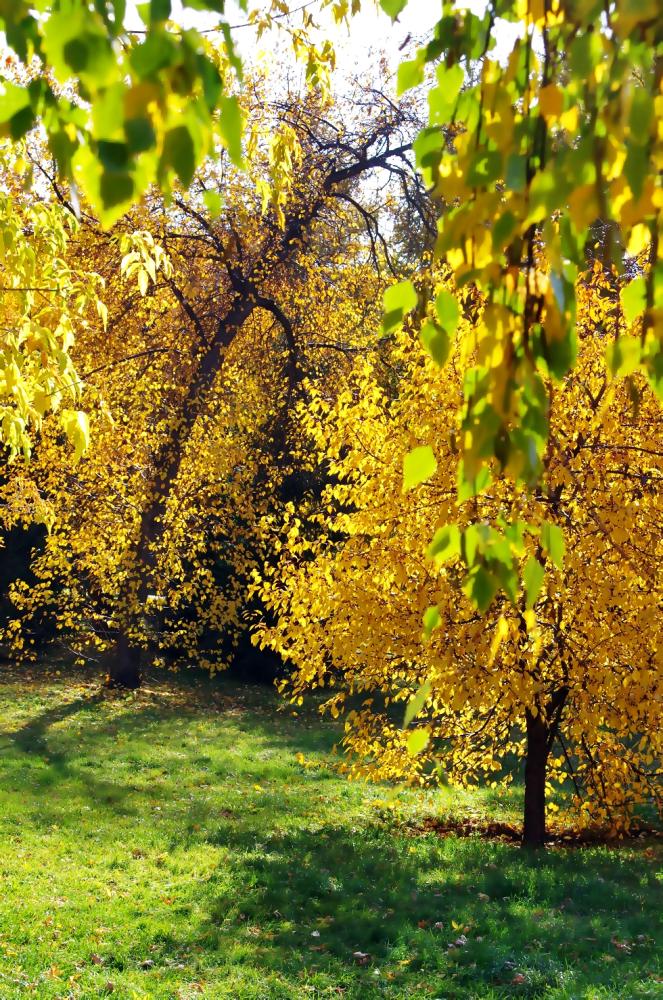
xmin=0 ymin=679 xmax=340 ymax=831
xmin=0 ymin=672 xmax=660 ymax=998
xmin=193 ymin=820 xmax=661 ymax=998
xmin=11 ymin=690 xmax=105 ymax=760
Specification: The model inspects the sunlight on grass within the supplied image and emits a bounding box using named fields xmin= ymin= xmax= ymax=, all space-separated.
xmin=0 ymin=666 xmax=660 ymax=999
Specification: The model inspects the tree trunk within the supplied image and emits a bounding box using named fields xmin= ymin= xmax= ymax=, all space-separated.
xmin=523 ymin=709 xmax=549 ymax=848
xmin=106 ymin=632 xmax=142 ymax=689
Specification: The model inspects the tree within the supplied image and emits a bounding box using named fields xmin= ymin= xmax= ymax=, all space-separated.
xmin=0 ymin=1 xmax=356 ymax=458
xmin=1 ymin=74 xmax=426 ymax=688
xmin=256 ymin=262 xmax=662 ymax=847
xmin=3 ymin=1 xmax=660 ymax=597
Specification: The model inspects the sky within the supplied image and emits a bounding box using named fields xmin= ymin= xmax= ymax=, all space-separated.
xmin=123 ymin=1 xmax=440 ymax=82
xmin=122 ymin=2 xmax=521 ymax=88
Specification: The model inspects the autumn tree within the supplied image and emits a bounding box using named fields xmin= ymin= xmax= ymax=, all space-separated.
xmin=2 ymin=2 xmax=660 ymax=620
xmin=256 ymin=262 xmax=662 ymax=847
xmin=1 ymin=72 xmax=428 ymax=687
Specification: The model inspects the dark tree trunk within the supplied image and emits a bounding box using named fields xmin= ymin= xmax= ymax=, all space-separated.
xmin=106 ymin=632 xmax=142 ymax=689
xmin=523 ymin=709 xmax=549 ymax=848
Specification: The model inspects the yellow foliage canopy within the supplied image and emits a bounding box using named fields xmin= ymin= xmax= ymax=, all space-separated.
xmin=257 ymin=265 xmax=662 ymax=832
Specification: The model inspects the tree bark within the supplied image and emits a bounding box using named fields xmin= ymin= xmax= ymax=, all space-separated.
xmin=523 ymin=709 xmax=549 ymax=848
xmin=107 ymin=632 xmax=142 ymax=689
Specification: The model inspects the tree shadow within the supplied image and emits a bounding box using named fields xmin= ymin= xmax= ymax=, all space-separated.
xmin=11 ymin=690 xmax=105 ymax=761
xmin=0 ymin=672 xmax=659 ymax=997
xmin=192 ymin=820 xmax=661 ymax=998
xmin=0 ymin=687 xmax=144 ymax=819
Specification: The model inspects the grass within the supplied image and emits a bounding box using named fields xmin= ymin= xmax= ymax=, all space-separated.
xmin=0 ymin=663 xmax=660 ymax=1000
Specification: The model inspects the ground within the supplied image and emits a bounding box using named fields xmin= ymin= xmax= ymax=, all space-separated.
xmin=0 ymin=664 xmax=660 ymax=999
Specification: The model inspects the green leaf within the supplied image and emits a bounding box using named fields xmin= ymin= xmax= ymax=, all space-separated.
xmin=219 ymin=22 xmax=243 ymax=80
xmin=420 ymin=320 xmax=450 ymax=367
xmin=0 ymin=82 xmax=30 ymax=124
xmin=523 ymin=556 xmax=545 ymax=609
xmin=457 ymin=461 xmax=491 ymax=503
xmin=606 ymin=336 xmax=641 ymax=377
xmin=492 ymin=210 xmax=517 ymax=251
xmin=380 ymin=0 xmax=408 ymax=18
xmin=92 ymin=83 xmax=125 ymax=140
xmin=625 ymin=143 xmax=647 ymax=200
xmin=383 ymin=279 xmax=418 ymax=333
xmin=403 ymin=445 xmax=437 ymax=493
xmin=150 ymin=0 xmax=171 ymax=22
xmin=124 ymin=116 xmax=156 ymax=153
xmin=0 ymin=82 xmax=34 ymax=138
xmin=435 ymin=289 xmax=460 ymax=334
xmin=427 ymin=524 xmax=460 ymax=564
xmin=198 ymin=53 xmax=223 ymax=110
xmin=43 ymin=8 xmax=115 ymax=87
xmin=422 ymin=606 xmax=440 ymax=639
xmin=545 ymin=326 xmax=577 ymax=381
xmin=629 ymin=89 xmax=653 ymax=145
xmin=413 ymin=127 xmax=445 ymax=181
xmin=462 ymin=564 xmax=498 ymax=613
xmin=218 ymin=95 xmax=244 ymax=167
xmin=428 ymin=64 xmax=464 ymax=125
xmin=620 ymin=277 xmax=646 ymax=326
xmin=397 ymin=56 xmax=423 ymax=95
xmin=463 ymin=523 xmax=489 ymax=567
xmin=467 ymin=150 xmax=502 ymax=186
xmin=505 ymin=154 xmax=527 ymax=192
xmin=203 ymin=190 xmax=223 ymax=216
xmin=642 ymin=333 xmax=663 ymax=400
xmin=98 ymin=140 xmax=129 ymax=172
xmin=539 ymin=522 xmax=565 ymax=569
xmin=403 ymin=680 xmax=432 ymax=728
xmin=99 ymin=171 xmax=134 ymax=210
xmin=406 ymin=728 xmax=430 ymax=756
xmin=130 ymin=32 xmax=176 ymax=78
xmin=161 ymin=124 xmax=196 ymax=186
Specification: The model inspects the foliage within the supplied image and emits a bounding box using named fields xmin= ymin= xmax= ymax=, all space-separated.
xmin=0 ymin=1 xmax=352 ymax=227
xmin=380 ymin=0 xmax=663 ymax=608
xmin=0 ymin=78 xmax=413 ymax=678
xmin=0 ymin=147 xmax=105 ymax=464
xmin=0 ymin=2 xmax=357 ymax=459
xmin=256 ymin=261 xmax=662 ymax=838
xmin=0 ymin=665 xmax=660 ymax=999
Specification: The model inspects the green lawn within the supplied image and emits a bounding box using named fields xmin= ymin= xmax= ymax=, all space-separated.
xmin=0 ymin=665 xmax=660 ymax=1000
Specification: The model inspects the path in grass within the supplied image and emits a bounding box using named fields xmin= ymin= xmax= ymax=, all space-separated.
xmin=0 ymin=665 xmax=660 ymax=999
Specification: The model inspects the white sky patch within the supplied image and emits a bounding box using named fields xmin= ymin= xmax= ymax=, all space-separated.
xmin=122 ymin=2 xmax=520 ymax=90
